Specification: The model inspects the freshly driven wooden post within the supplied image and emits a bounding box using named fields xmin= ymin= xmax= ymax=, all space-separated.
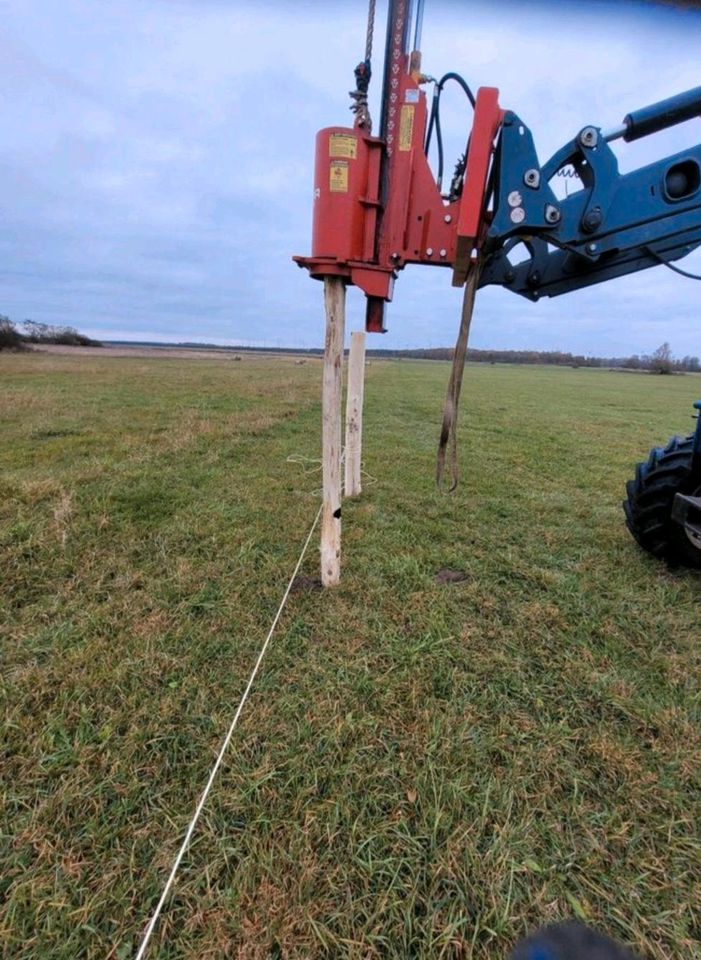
xmin=344 ymin=331 xmax=366 ymax=498
xmin=321 ymin=277 xmax=346 ymax=586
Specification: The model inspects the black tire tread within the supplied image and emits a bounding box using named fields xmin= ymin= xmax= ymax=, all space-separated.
xmin=623 ymin=434 xmax=701 ymax=568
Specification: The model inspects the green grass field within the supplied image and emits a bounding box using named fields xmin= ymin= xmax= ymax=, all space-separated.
xmin=2 ymin=350 xmax=699 ymax=959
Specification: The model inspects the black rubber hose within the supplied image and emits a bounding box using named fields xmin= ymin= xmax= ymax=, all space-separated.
xmin=436 ymin=71 xmax=476 ymax=108
xmin=424 ymin=71 xmax=476 ymax=191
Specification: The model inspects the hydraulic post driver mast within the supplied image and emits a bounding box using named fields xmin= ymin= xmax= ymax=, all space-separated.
xmin=295 ymin=0 xmax=701 ymax=573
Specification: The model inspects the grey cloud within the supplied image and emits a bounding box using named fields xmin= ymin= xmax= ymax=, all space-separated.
xmin=2 ymin=0 xmax=701 ymax=355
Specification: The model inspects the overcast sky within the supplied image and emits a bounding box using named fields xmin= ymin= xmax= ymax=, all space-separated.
xmin=3 ymin=0 xmax=701 ymax=355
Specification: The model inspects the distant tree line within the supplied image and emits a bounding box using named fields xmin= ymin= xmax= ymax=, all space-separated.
xmin=379 ymin=342 xmax=699 ymax=373
xmin=1 ymin=316 xmax=696 ymax=373
xmin=158 ymin=342 xmax=700 ymax=371
xmin=0 ymin=316 xmax=102 ymax=350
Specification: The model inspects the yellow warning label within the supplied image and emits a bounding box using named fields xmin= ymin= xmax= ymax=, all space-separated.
xmin=399 ymin=105 xmax=415 ymax=151
xmin=329 ymin=134 xmax=357 ymax=159
xmin=329 ymin=160 xmax=349 ymax=193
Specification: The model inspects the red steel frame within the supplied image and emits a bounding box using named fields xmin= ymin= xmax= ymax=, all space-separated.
xmin=294 ymin=43 xmax=505 ymax=332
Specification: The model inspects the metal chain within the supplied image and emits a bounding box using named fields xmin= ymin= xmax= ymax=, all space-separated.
xmin=365 ymin=0 xmax=376 ymax=62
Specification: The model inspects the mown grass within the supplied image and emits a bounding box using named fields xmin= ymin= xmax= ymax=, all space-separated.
xmin=1 ymin=351 xmax=699 ymax=959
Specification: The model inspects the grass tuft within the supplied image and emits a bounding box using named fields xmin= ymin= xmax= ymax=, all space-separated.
xmin=1 ymin=352 xmax=699 ymax=958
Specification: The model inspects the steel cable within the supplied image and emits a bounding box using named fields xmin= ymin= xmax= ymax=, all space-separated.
xmin=365 ymin=0 xmax=376 ymax=62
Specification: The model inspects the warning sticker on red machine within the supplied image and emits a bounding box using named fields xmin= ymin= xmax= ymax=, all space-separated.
xmin=329 ymin=160 xmax=349 ymax=192
xmin=329 ymin=134 xmax=357 ymax=159
xmin=399 ymin=105 xmax=415 ymax=151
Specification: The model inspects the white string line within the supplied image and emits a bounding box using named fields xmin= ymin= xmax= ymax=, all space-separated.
xmin=286 ymin=451 xmax=377 ymax=498
xmin=134 ymin=502 xmax=323 ymax=960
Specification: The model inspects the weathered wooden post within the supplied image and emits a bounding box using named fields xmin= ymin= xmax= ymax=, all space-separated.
xmin=321 ymin=277 xmax=346 ymax=586
xmin=344 ymin=331 xmax=366 ymax=498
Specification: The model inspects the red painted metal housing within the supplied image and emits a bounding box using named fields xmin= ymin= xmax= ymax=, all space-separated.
xmin=309 ymin=127 xmax=382 ymax=268
xmin=294 ymin=59 xmax=504 ymax=332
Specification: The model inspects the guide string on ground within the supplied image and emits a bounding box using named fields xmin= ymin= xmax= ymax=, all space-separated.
xmin=133 ymin=500 xmax=323 ymax=959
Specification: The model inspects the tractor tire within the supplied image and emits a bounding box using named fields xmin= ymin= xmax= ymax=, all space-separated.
xmin=624 ymin=434 xmax=701 ymax=568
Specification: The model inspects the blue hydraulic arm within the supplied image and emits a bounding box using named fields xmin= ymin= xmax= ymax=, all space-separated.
xmin=478 ymin=86 xmax=701 ymax=300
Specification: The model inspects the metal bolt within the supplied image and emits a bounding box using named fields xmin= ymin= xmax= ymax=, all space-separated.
xmin=586 ymin=242 xmax=598 ymax=254
xmin=545 ymin=204 xmax=561 ymax=224
xmin=510 ymin=207 xmax=526 ymax=224
xmin=579 ymin=126 xmax=598 ymax=149
xmin=444 ymin=214 xmax=452 ymax=223
xmin=391 ymin=251 xmax=400 ymax=261
xmin=426 ymin=247 xmax=433 ymax=256
xmin=439 ymin=249 xmax=447 ymax=258
xmin=508 ymin=190 xmax=523 ymax=208
xmin=581 ymin=206 xmax=602 ymax=233
xmin=524 ymin=168 xmax=540 ymax=189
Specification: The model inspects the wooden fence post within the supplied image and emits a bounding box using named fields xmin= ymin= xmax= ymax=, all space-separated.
xmin=321 ymin=277 xmax=346 ymax=586
xmin=344 ymin=331 xmax=366 ymax=498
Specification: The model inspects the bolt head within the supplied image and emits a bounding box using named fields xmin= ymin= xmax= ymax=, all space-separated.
xmin=582 ymin=207 xmax=603 ymax=233
xmin=426 ymin=248 xmax=433 ymax=256
xmin=444 ymin=214 xmax=452 ymax=223
xmin=579 ymin=126 xmax=598 ymax=148
xmin=508 ymin=190 xmax=523 ymax=208
xmin=439 ymin=249 xmax=447 ymax=258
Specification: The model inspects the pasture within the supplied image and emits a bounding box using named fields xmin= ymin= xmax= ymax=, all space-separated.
xmin=1 ymin=350 xmax=699 ymax=959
